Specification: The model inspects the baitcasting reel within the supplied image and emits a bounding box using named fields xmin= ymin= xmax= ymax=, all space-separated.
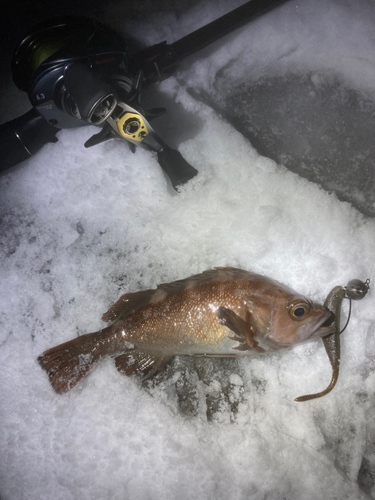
xmin=0 ymin=0 xmax=289 ymax=189
xmin=5 ymin=16 xmax=197 ymax=190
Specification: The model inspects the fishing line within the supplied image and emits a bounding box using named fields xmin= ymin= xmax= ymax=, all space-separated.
xmin=339 ymin=298 xmax=351 ymax=334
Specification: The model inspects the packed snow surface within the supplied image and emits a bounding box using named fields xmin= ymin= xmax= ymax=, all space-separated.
xmin=1 ymin=1 xmax=375 ymax=499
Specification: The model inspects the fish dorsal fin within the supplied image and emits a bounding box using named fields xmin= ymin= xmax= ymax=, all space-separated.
xmin=218 ymin=306 xmax=264 ymax=352
xmin=155 ymin=267 xmax=248 ymax=295
xmin=114 ymin=351 xmax=172 ymax=378
xmin=102 ymin=289 xmax=156 ymax=322
xmin=103 ymin=268 xmax=252 ymax=323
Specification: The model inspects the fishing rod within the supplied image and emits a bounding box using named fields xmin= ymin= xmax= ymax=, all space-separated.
xmin=0 ymin=0 xmax=289 ymax=190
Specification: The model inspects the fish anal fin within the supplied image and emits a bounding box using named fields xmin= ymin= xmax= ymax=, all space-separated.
xmin=218 ymin=306 xmax=263 ymax=352
xmin=115 ymin=351 xmax=172 ymax=379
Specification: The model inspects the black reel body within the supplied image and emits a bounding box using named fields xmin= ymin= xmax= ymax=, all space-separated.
xmin=1 ymin=1 xmax=291 ymax=187
xmin=3 ymin=15 xmax=197 ymax=189
xmin=12 ymin=17 xmax=131 ymax=129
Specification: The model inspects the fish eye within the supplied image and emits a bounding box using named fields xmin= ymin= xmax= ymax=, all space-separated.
xmin=293 ymin=307 xmax=307 ymax=317
xmin=288 ymin=298 xmax=310 ymax=320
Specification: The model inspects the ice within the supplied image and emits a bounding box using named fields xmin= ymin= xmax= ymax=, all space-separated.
xmin=1 ymin=0 xmax=375 ymax=499
xmin=173 ymin=0 xmax=375 ymax=217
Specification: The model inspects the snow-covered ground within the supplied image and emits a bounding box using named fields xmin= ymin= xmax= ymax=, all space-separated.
xmin=1 ymin=1 xmax=375 ymax=499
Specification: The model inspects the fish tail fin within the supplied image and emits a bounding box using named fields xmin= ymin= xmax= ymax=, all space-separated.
xmin=38 ymin=327 xmax=113 ymax=393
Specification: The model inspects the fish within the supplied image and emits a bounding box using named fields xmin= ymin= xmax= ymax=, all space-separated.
xmin=38 ymin=267 xmax=335 ymax=393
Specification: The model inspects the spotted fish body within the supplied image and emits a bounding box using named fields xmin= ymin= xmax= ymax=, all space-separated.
xmin=38 ymin=268 xmax=334 ymax=393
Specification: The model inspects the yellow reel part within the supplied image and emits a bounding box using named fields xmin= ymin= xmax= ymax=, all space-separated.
xmin=116 ymin=112 xmax=148 ymax=142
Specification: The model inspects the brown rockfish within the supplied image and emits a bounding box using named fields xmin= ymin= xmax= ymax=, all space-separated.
xmin=38 ymin=267 xmax=335 ymax=393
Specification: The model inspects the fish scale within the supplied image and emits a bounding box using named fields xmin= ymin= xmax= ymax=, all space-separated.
xmin=124 ymin=285 xmax=230 ymax=353
xmin=122 ymin=278 xmax=246 ymax=354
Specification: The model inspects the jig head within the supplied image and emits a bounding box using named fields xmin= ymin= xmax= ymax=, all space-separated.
xmin=345 ymin=278 xmax=370 ymax=300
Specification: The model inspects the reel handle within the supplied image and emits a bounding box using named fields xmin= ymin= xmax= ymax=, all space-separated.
xmin=157 ymin=146 xmax=198 ymax=190
xmin=63 ymin=64 xmax=117 ymax=125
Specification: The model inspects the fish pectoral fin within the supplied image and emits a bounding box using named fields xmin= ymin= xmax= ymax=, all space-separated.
xmin=232 ymin=342 xmax=254 ymax=352
xmin=218 ymin=306 xmax=254 ymax=351
xmin=115 ymin=351 xmax=172 ymax=379
xmin=228 ymin=333 xmax=245 ymax=343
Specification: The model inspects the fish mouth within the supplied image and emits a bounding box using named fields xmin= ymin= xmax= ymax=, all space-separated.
xmin=313 ymin=310 xmax=337 ymax=338
xmin=320 ymin=311 xmax=335 ymax=328
xmin=296 ymin=310 xmax=336 ymax=341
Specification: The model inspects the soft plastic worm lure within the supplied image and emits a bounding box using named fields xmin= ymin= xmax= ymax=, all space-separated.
xmin=295 ymin=278 xmax=370 ymax=402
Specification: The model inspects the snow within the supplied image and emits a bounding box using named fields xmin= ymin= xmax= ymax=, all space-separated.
xmin=1 ymin=0 xmax=375 ymax=499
